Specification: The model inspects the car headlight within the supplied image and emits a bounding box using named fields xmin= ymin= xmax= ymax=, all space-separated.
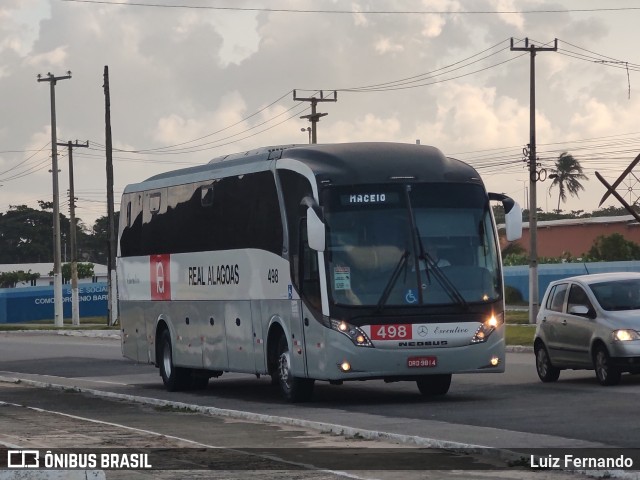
xmin=612 ymin=329 xmax=640 ymax=342
xmin=471 ymin=312 xmax=504 ymax=344
xmin=330 ymin=319 xmax=373 ymax=347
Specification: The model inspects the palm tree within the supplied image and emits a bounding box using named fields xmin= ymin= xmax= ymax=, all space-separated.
xmin=548 ymin=152 xmax=588 ymax=212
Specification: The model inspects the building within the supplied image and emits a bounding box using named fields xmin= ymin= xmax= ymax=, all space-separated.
xmin=507 ymin=215 xmax=640 ymax=258
xmin=0 ymin=263 xmax=108 ymax=288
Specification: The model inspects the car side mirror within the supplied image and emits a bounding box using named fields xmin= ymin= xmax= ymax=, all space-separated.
xmin=568 ymin=305 xmax=590 ymax=317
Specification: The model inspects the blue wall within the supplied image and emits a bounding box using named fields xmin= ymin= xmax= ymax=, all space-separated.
xmin=504 ymin=261 xmax=640 ymax=302
xmin=0 ymin=283 xmax=108 ymax=323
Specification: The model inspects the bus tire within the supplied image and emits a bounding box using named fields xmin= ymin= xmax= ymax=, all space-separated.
xmin=277 ymin=335 xmax=314 ymax=402
xmin=416 ymin=374 xmax=451 ymax=396
xmin=159 ymin=329 xmax=190 ymax=391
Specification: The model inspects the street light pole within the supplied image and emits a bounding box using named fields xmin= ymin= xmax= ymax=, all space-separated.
xmin=300 ymin=127 xmax=311 ymax=144
xmin=38 ymin=71 xmax=71 ymax=327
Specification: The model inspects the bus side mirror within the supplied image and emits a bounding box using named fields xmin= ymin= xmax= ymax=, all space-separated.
xmin=489 ymin=193 xmax=522 ymax=242
xmin=504 ymin=200 xmax=522 ymax=241
xmin=306 ymin=207 xmax=326 ymax=252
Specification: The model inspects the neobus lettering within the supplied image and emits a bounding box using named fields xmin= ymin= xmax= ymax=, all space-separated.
xmin=398 ymin=341 xmax=448 ymax=347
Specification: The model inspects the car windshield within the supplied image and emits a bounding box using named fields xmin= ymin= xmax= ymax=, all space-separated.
xmin=322 ymin=183 xmax=501 ymax=307
xmin=590 ymin=279 xmax=640 ymax=311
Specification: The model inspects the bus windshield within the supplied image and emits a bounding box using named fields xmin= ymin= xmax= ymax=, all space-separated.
xmin=323 ymin=183 xmax=501 ymax=308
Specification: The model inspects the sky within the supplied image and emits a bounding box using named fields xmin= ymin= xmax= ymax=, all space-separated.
xmin=1 ymin=0 xmax=640 ymax=230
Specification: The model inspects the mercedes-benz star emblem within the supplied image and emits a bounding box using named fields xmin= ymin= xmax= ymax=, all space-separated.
xmin=417 ymin=326 xmax=428 ymax=337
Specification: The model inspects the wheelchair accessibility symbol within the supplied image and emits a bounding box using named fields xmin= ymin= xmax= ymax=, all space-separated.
xmin=405 ymin=289 xmax=418 ymax=304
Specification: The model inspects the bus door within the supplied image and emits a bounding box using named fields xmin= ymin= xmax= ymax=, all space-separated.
xmin=224 ymin=301 xmax=255 ymax=372
xmin=295 ymin=220 xmax=323 ymax=378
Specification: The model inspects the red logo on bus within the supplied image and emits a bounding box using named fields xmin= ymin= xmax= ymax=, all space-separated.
xmin=150 ymin=254 xmax=171 ymax=300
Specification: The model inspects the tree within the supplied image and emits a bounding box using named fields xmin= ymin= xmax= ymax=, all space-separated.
xmin=0 ymin=270 xmax=40 ymax=288
xmin=548 ymin=152 xmax=588 ymax=212
xmin=585 ymin=233 xmax=640 ymax=261
xmin=57 ymin=263 xmax=95 ymax=283
xmin=0 ymin=205 xmax=57 ymax=263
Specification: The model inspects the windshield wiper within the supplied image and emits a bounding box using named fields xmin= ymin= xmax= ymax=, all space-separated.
xmin=376 ymin=249 xmax=410 ymax=312
xmin=406 ymin=185 xmax=468 ymax=310
xmin=421 ymin=248 xmax=468 ymax=309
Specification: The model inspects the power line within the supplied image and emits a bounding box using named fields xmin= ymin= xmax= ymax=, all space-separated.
xmin=60 ymin=0 xmax=640 ymax=15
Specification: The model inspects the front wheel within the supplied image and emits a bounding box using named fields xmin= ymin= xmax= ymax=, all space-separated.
xmin=159 ymin=330 xmax=191 ymax=391
xmin=535 ymin=343 xmax=560 ymax=382
xmin=416 ymin=374 xmax=451 ymax=396
xmin=277 ymin=336 xmax=314 ymax=402
xmin=594 ymin=346 xmax=621 ymax=386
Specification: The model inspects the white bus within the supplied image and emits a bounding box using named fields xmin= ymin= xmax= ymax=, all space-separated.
xmin=117 ymin=142 xmax=522 ymax=402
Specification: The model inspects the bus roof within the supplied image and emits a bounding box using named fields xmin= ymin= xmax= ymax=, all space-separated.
xmin=123 ymin=142 xmax=482 ymax=193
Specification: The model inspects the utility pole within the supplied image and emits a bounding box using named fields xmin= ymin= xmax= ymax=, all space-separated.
xmin=38 ymin=71 xmax=71 ymax=328
xmin=58 ymin=140 xmax=89 ymax=326
xmin=293 ymin=90 xmax=337 ymax=144
xmin=103 ymin=66 xmax=118 ymax=326
xmin=510 ymin=38 xmax=557 ymax=324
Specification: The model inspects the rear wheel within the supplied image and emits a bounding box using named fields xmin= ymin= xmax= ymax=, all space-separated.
xmin=277 ymin=336 xmax=314 ymax=402
xmin=594 ymin=346 xmax=621 ymax=386
xmin=535 ymin=343 xmax=560 ymax=382
xmin=416 ymin=374 xmax=451 ymax=396
xmin=159 ymin=329 xmax=191 ymax=391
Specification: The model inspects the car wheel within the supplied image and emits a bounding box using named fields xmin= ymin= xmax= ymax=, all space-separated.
xmin=159 ymin=329 xmax=190 ymax=391
xmin=594 ymin=346 xmax=621 ymax=386
xmin=416 ymin=374 xmax=452 ymax=396
xmin=277 ymin=335 xmax=314 ymax=402
xmin=535 ymin=343 xmax=560 ymax=382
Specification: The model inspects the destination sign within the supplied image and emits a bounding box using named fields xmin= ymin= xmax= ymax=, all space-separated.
xmin=340 ymin=192 xmax=400 ymax=205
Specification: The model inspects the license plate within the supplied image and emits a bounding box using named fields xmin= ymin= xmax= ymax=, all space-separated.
xmin=407 ymin=356 xmax=437 ymax=368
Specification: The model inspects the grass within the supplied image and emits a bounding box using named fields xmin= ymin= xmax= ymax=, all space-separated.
xmin=2 ymin=312 xmax=536 ymax=347
xmin=505 ymin=310 xmax=531 ymax=324
xmin=505 ymin=324 xmax=535 ymax=347
xmin=0 ymin=316 xmax=117 ymax=331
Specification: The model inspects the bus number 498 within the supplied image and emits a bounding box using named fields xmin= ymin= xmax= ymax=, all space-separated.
xmin=267 ymin=269 xmax=279 ymax=284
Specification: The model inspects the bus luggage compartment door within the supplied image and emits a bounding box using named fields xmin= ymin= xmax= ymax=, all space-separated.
xmin=224 ymin=301 xmax=255 ymax=372
xmin=120 ymin=302 xmax=146 ymax=362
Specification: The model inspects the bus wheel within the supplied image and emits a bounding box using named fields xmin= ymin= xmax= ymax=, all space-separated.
xmin=159 ymin=330 xmax=190 ymax=391
xmin=277 ymin=336 xmax=314 ymax=402
xmin=416 ymin=374 xmax=451 ymax=396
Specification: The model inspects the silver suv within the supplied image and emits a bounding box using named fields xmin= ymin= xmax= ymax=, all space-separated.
xmin=534 ymin=272 xmax=640 ymax=386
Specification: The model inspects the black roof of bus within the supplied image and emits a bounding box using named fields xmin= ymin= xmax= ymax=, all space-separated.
xmin=279 ymin=142 xmax=482 ymax=186
xmin=129 ymin=142 xmax=482 ymax=190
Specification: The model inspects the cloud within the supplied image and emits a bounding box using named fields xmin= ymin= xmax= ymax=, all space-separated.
xmin=0 ymin=0 xmax=636 ymax=226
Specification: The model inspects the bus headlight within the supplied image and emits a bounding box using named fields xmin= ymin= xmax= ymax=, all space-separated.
xmin=330 ymin=320 xmax=373 ymax=347
xmin=471 ymin=313 xmax=503 ymax=344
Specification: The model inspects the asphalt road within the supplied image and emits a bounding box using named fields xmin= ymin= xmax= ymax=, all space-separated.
xmin=1 ymin=331 xmax=639 ymax=451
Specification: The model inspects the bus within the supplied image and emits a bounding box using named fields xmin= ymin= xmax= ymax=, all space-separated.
xmin=117 ymin=142 xmax=522 ymax=402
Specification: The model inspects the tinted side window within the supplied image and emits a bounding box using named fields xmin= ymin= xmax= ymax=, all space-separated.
xmin=134 ymin=171 xmax=283 ymax=256
xmin=299 ymin=219 xmax=321 ymax=311
xmin=278 ymin=170 xmax=314 ymax=289
xmin=568 ymin=284 xmax=593 ymax=312
xmin=545 ymin=285 xmax=557 ymax=310
xmin=119 ymin=193 xmax=143 ymax=257
xmin=549 ymin=283 xmax=568 ymax=312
